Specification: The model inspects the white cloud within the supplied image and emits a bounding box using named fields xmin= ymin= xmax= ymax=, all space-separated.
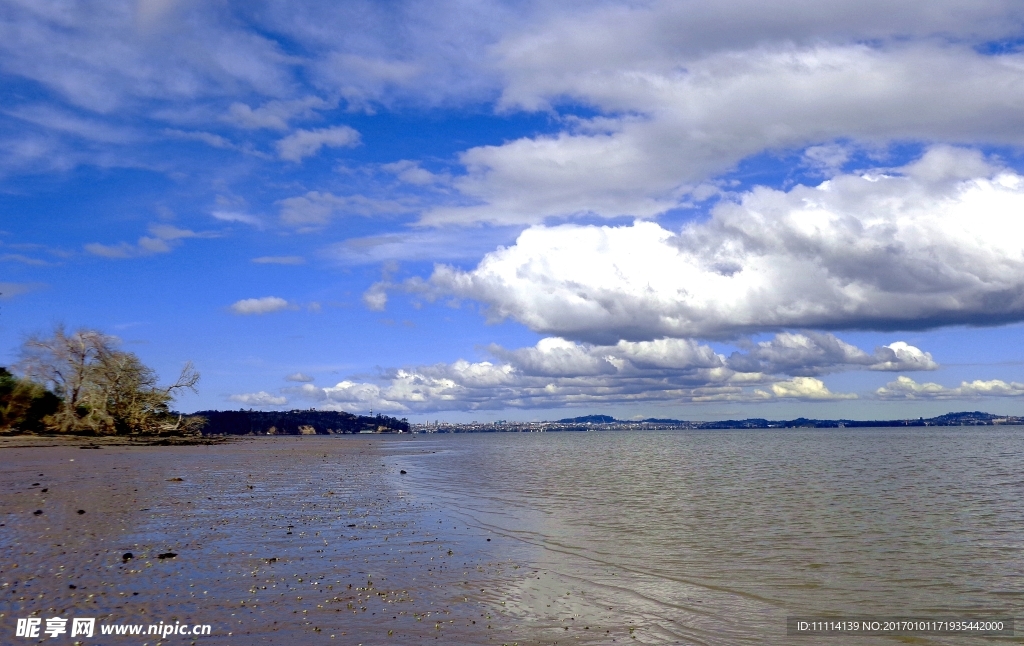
xmin=85 ymin=224 xmax=214 ymax=259
xmin=423 ymin=43 xmax=1024 ymax=225
xmin=494 ymin=2 xmax=1024 ymax=102
xmin=285 ymin=372 xmax=315 ymax=382
xmin=277 ymin=191 xmax=410 ymax=229
xmin=334 ymin=226 xmax=519 ymax=265
xmin=728 ymin=332 xmax=870 ymax=375
xmin=4 ymin=2 xmax=1024 ymax=180
xmin=229 ymin=296 xmax=293 ymax=315
xmin=12 ymin=0 xmax=1012 ymax=124
xmin=870 ymin=342 xmax=938 ymax=372
xmin=0 ymin=1 xmax=295 ymax=114
xmin=275 ymin=125 xmax=360 ymax=162
xmin=8 ymin=105 xmax=136 ymax=143
xmin=726 ymin=333 xmax=937 ymax=375
xmin=7 ymin=2 xmax=1024 ymax=190
xmin=362 ymin=282 xmax=389 ymax=311
xmin=163 ymin=129 xmax=235 ymax=149
xmin=876 ymin=376 xmax=1024 ymax=400
xmin=421 ymin=148 xmax=1024 ymax=341
xmin=161 ymin=129 xmax=271 ymax=159
xmin=764 ymin=376 xmax=856 ymax=400
xmin=0 ymin=253 xmax=48 ymax=266
xmin=229 ymin=391 xmax=288 ymax=407
xmin=0 ymin=281 xmax=45 ymax=299
xmin=491 ymin=336 xmax=723 ymax=377
xmin=252 ymin=255 xmax=305 ymax=265
xmin=381 ymin=160 xmax=448 ymax=186
xmin=211 ymin=211 xmax=262 ymax=227
xmin=288 ymin=335 xmax=868 ymax=413
xmin=224 ymin=96 xmax=331 ymax=130
xmin=320 ymin=381 xmax=409 ymax=413
xmin=802 ymin=144 xmax=852 ymax=176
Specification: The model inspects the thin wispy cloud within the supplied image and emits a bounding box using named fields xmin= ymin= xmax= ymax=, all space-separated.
xmin=85 ymin=224 xmax=217 ymax=259
xmin=0 ymin=253 xmax=49 ymax=266
xmin=229 ymin=391 xmax=288 ymax=406
xmin=211 ymin=211 xmax=263 ymax=227
xmin=277 ymin=192 xmax=411 ymax=229
xmin=252 ymin=256 xmax=306 ymax=265
xmin=0 ymin=281 xmax=45 ymax=299
xmin=276 ymin=126 xmax=361 ymax=162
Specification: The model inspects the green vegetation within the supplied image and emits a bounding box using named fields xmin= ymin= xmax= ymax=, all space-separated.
xmin=0 ymin=367 xmax=60 ymax=433
xmin=3 ymin=325 xmax=205 ymax=436
xmin=196 ymin=409 xmax=410 ymax=435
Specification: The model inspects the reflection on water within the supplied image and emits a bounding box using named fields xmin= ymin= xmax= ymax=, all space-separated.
xmin=397 ymin=427 xmax=1024 ymax=644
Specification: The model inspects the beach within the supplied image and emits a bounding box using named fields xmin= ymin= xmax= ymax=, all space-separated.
xmin=3 ymin=429 xmax=1023 ymax=645
xmin=1 ymin=436 xmax=610 ymax=645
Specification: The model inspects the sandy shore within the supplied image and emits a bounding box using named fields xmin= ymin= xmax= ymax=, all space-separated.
xmin=0 ymin=436 xmax=614 ymax=645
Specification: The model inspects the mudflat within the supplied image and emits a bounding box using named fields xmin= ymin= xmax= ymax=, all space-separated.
xmin=5 ymin=428 xmax=1023 ymax=645
xmin=0 ymin=436 xmax=582 ymax=645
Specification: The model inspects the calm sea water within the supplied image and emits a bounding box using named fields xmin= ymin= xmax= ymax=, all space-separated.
xmin=393 ymin=427 xmax=1024 ymax=644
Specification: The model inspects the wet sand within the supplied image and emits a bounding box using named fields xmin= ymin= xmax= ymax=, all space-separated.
xmin=9 ymin=429 xmax=1016 ymax=645
xmin=0 ymin=436 xmax=618 ymax=645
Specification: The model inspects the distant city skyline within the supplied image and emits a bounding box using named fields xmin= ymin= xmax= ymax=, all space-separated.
xmin=4 ymin=1 xmax=1024 ymax=421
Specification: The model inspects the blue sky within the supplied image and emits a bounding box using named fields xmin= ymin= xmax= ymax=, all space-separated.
xmin=5 ymin=0 xmax=1024 ymax=422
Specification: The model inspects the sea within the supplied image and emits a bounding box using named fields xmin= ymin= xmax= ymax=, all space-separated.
xmin=391 ymin=426 xmax=1024 ymax=644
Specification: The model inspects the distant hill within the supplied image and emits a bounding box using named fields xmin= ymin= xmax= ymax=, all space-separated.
xmin=194 ymin=409 xmax=409 ymax=435
xmin=421 ymin=411 xmax=1022 ymax=433
xmin=557 ymin=414 xmax=617 ymax=424
xmin=648 ymin=411 xmax=1014 ymax=429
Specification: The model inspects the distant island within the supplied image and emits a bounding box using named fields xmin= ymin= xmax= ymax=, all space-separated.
xmin=194 ymin=409 xmax=1024 ymax=435
xmin=410 ymin=411 xmax=1023 ymax=433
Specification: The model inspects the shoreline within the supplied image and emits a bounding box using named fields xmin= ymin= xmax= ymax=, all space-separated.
xmin=0 ymin=436 xmax=608 ymax=644
xmin=0 ymin=434 xmax=233 ymax=449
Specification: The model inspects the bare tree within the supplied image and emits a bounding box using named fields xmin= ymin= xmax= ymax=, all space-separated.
xmin=19 ymin=326 xmax=115 ymax=433
xmin=17 ymin=325 xmax=203 ymax=435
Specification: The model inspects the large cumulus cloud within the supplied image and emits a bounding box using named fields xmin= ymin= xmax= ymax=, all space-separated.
xmin=421 ymin=148 xmax=1024 ymax=342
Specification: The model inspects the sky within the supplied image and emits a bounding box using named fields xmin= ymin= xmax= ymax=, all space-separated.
xmin=4 ymin=0 xmax=1024 ymax=422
